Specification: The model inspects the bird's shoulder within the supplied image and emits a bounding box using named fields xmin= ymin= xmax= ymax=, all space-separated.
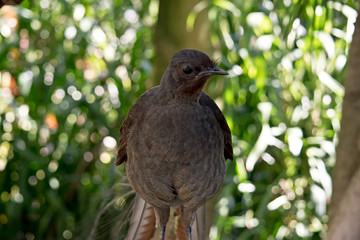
xmin=129 ymin=86 xmax=161 ymax=113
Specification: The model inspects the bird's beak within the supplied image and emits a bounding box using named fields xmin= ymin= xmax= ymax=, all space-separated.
xmin=198 ymin=66 xmax=229 ymax=77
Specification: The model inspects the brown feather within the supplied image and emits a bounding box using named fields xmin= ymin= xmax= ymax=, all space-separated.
xmin=199 ymin=92 xmax=233 ymax=161
xmin=118 ymin=50 xmax=231 ymax=239
xmin=125 ymin=194 xmax=156 ymax=240
xmin=175 ymin=207 xmax=187 ymax=240
xmin=173 ymin=206 xmax=205 ymax=240
xmin=115 ymin=114 xmax=132 ymax=165
xmin=192 ymin=205 xmax=206 ymax=240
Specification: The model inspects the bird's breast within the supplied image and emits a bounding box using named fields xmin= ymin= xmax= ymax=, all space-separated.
xmin=128 ymin=103 xmax=224 ymax=164
xmin=126 ymin=103 xmax=226 ymax=208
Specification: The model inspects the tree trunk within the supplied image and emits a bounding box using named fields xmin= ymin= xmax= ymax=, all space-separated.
xmin=327 ymin=8 xmax=360 ymax=240
xmin=151 ymin=0 xmax=211 ymax=86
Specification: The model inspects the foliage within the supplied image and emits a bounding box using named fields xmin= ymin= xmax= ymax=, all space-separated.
xmin=0 ymin=0 xmax=155 ymax=239
xmin=204 ymin=0 xmax=357 ymax=239
xmin=0 ymin=0 xmax=358 ymax=239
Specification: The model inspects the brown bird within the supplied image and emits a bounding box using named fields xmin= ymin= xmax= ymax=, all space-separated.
xmin=116 ymin=49 xmax=233 ymax=240
xmin=0 ymin=0 xmax=23 ymax=8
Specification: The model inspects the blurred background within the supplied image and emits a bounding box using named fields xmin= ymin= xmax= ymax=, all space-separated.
xmin=0 ymin=0 xmax=358 ymax=239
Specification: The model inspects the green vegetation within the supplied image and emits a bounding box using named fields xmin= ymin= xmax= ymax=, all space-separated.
xmin=0 ymin=0 xmax=357 ymax=239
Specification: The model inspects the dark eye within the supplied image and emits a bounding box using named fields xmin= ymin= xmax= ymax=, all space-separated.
xmin=183 ymin=65 xmax=193 ymax=74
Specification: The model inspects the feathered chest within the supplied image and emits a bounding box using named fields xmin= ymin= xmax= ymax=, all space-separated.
xmin=127 ymin=103 xmax=224 ymax=162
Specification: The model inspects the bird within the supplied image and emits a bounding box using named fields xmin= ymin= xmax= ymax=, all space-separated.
xmin=116 ymin=49 xmax=233 ymax=240
xmin=0 ymin=0 xmax=23 ymax=8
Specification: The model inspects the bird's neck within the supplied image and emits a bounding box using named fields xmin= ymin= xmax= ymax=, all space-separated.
xmin=160 ymin=71 xmax=205 ymax=103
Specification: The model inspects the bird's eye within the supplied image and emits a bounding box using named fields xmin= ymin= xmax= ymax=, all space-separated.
xmin=183 ymin=65 xmax=193 ymax=74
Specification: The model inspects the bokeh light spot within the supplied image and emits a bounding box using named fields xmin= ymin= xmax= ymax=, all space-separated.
xmin=83 ymin=152 xmax=93 ymax=162
xmin=0 ymin=214 xmax=8 ymax=224
xmin=36 ymin=170 xmax=45 ymax=180
xmin=63 ymin=230 xmax=72 ymax=240
xmin=28 ymin=176 xmax=37 ymax=186
xmin=45 ymin=114 xmax=58 ymax=130
xmin=73 ymin=4 xmax=85 ymax=21
xmin=48 ymin=160 xmax=58 ymax=173
xmin=100 ymin=152 xmax=111 ymax=164
xmin=103 ymin=136 xmax=116 ymax=149
xmin=49 ymin=177 xmax=60 ymax=190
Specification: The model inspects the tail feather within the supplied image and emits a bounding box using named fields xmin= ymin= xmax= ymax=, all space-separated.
xmin=192 ymin=205 xmax=206 ymax=240
xmin=175 ymin=208 xmax=187 ymax=240
xmin=126 ymin=195 xmax=157 ymax=240
xmin=126 ymin=194 xmax=206 ymax=240
xmin=175 ymin=206 xmax=205 ymax=240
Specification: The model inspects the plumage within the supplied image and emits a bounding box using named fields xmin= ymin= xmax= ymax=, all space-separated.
xmin=126 ymin=195 xmax=156 ymax=240
xmin=0 ymin=0 xmax=23 ymax=8
xmin=116 ymin=49 xmax=233 ymax=239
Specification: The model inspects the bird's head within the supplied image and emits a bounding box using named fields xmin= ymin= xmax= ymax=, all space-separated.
xmin=161 ymin=49 xmax=228 ymax=99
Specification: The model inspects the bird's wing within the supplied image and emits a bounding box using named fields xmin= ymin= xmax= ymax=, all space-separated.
xmin=199 ymin=92 xmax=233 ymax=161
xmin=115 ymin=87 xmax=159 ymax=166
xmin=115 ymin=112 xmax=132 ymax=165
